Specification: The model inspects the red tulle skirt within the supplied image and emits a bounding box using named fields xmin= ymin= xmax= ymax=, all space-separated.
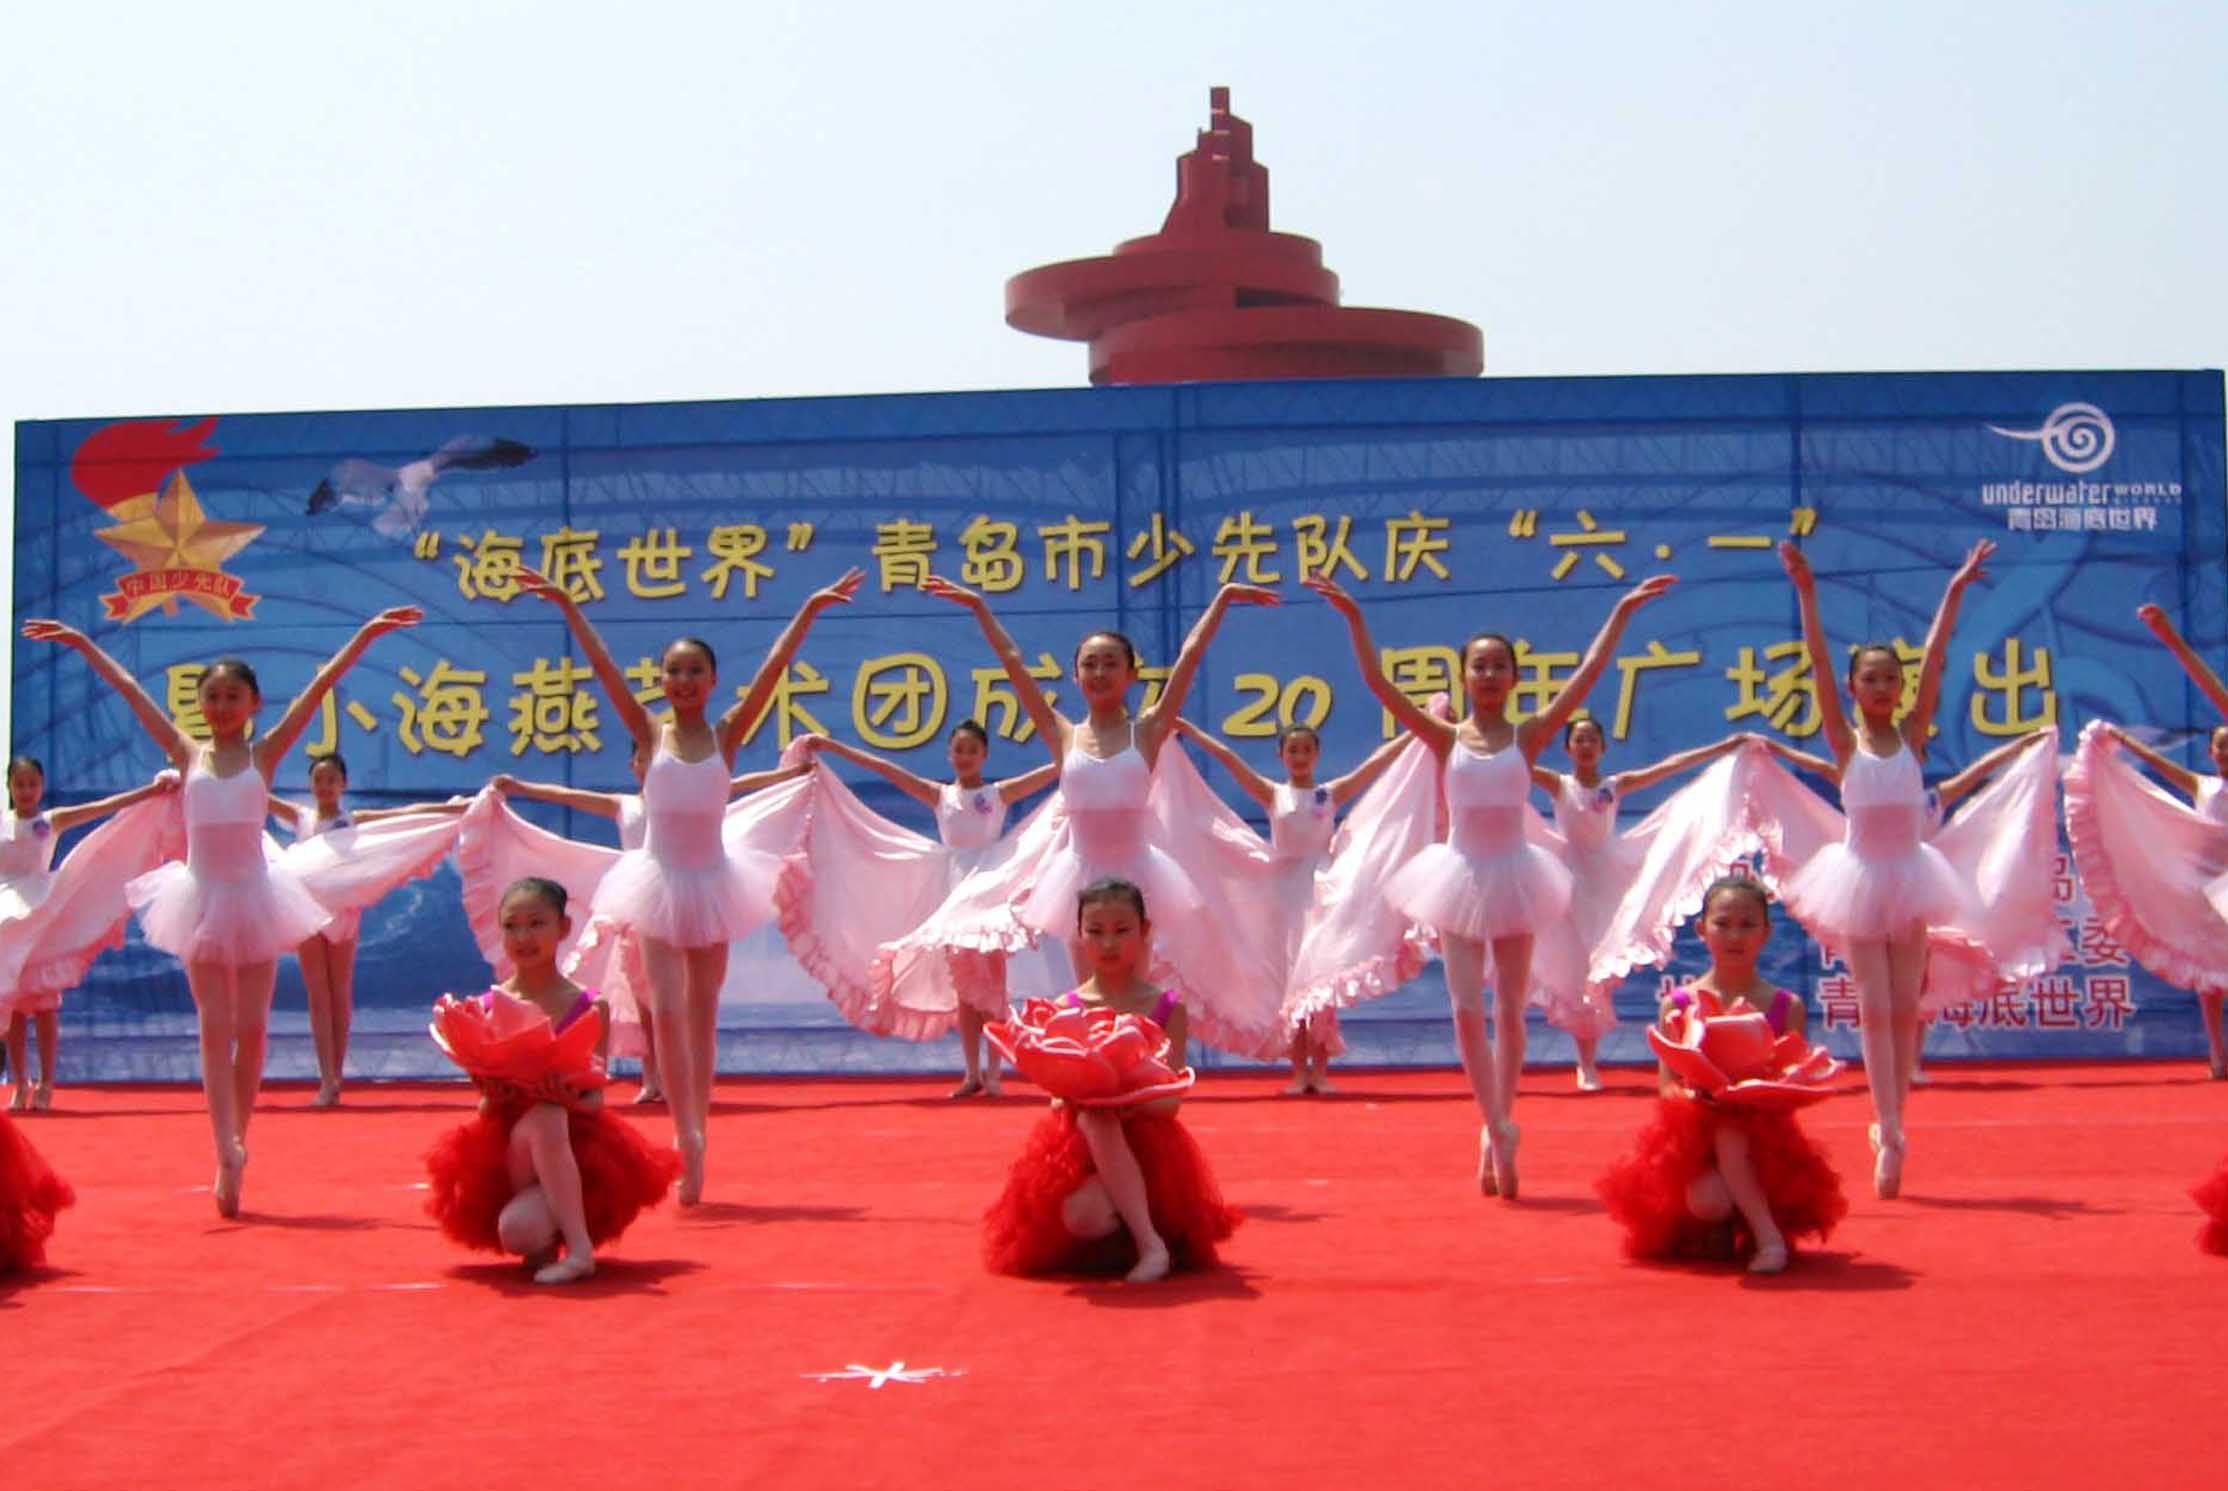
xmin=1595 ymin=1096 xmax=1846 ymax=1262
xmin=2193 ymin=1154 xmax=2228 ymax=1256
xmin=0 ymin=1111 xmax=74 ymax=1273
xmin=983 ymin=1107 xmax=1241 ymax=1277
xmin=424 ymin=1102 xmax=680 ymax=1253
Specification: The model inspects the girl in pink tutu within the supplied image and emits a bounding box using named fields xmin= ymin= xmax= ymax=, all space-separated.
xmin=271 ymin=753 xmax=468 ymax=1107
xmin=504 ymin=565 xmax=861 ymax=1204
xmin=424 ymin=876 xmax=680 ymax=1285
xmin=1529 ymin=720 xmax=1754 ymax=1091
xmin=801 ymin=722 xmax=1057 ymax=1095
xmin=2 ymin=757 xmax=180 ymax=1110
xmin=1305 ymin=569 xmax=1676 ymax=1199
xmin=983 ymin=878 xmax=1239 ymax=1282
xmin=22 ymin=608 xmax=420 ymax=1216
xmin=1170 ymin=717 xmax=1408 ymax=1094
xmin=1596 ymin=876 xmax=1845 ymax=1273
xmin=1769 ymin=538 xmax=1993 ymax=1198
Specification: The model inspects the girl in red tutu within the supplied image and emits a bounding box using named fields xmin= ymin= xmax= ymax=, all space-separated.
xmin=1596 ymin=876 xmax=1847 ymax=1274
xmin=983 ymin=878 xmax=1240 ymax=1282
xmin=0 ymin=1107 xmax=73 ymax=1275
xmin=424 ymin=877 xmax=680 ymax=1285
xmin=2195 ymin=1157 xmax=2228 ymax=1256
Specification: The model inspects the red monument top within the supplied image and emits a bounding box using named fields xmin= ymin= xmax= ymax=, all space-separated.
xmin=1005 ymin=88 xmax=1483 ymax=385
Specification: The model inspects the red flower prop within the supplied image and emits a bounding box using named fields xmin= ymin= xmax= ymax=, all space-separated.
xmin=1647 ymin=989 xmax=1841 ymax=1111
xmin=986 ymin=998 xmax=1196 ymax=1108
xmin=429 ymin=991 xmax=609 ymax=1105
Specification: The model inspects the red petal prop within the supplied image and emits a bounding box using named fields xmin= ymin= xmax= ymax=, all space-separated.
xmin=1647 ymin=988 xmax=1842 ymax=1112
xmin=986 ymin=997 xmax=1197 ymax=1108
xmin=429 ymin=991 xmax=609 ymax=1093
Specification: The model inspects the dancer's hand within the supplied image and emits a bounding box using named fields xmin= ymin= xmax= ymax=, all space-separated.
xmin=513 ymin=567 xmax=571 ymax=607
xmin=1949 ymin=539 xmax=1995 ymax=591
xmin=1777 ymin=540 xmax=1815 ymax=591
xmin=1216 ymin=583 xmax=1280 ymax=608
xmin=489 ymin=773 xmax=520 ymax=795
xmin=807 ymin=568 xmax=865 ymax=612
xmin=1301 ymin=573 xmax=1363 ymax=620
xmin=1616 ymin=574 xmax=1677 ymax=614
xmin=2137 ymin=603 xmax=2173 ymax=638
xmin=921 ymin=573 xmax=986 ymax=611
xmin=362 ymin=605 xmax=423 ymax=638
xmin=20 ymin=618 xmax=87 ymax=648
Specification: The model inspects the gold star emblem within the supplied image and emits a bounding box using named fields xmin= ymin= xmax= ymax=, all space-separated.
xmin=94 ymin=470 xmax=264 ymax=622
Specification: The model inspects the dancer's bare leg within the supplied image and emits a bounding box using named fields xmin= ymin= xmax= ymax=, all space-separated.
xmin=328 ymin=936 xmax=358 ymax=1104
xmin=2201 ymin=989 xmax=2227 ymax=1079
xmin=186 ymin=959 xmax=246 ymax=1216
xmin=953 ymin=1006 xmax=988 ymax=1097
xmin=496 ymin=1130 xmax=559 ymax=1268
xmin=1845 ymin=937 xmax=1906 ymax=1198
xmin=1072 ymin=1108 xmax=1169 ymax=1281
xmin=1442 ymin=933 xmax=1502 ymax=1195
xmin=1284 ymin=1029 xmax=1311 ymax=1096
xmin=297 ymin=935 xmax=339 ymax=1105
xmin=1487 ymin=932 xmax=1533 ymax=1199
xmin=639 ymin=937 xmax=703 ymax=1204
xmin=1712 ymin=1124 xmax=1789 ymax=1272
xmin=4 ymin=1014 xmax=26 ymax=1110
xmin=684 ymin=941 xmax=726 ymax=1193
xmin=33 ymin=1010 xmax=58 ymax=1107
xmin=512 ymin=1102 xmax=595 ymax=1283
xmin=1574 ymin=1033 xmax=1603 ymax=1092
xmin=1883 ymin=923 xmax=1928 ymax=1186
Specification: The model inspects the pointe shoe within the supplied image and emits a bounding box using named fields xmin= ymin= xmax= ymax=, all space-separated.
xmin=1575 ymin=1064 xmax=1604 ymax=1093
xmin=633 ymin=1083 xmax=665 ymax=1106
xmin=1872 ymin=1127 xmax=1905 ymax=1200
xmin=948 ymin=1076 xmax=985 ymax=1099
xmin=214 ymin=1151 xmax=245 ymax=1219
xmin=1490 ymin=1121 xmax=1521 ymax=1202
xmin=677 ymin=1142 xmax=706 ymax=1207
xmin=983 ymin=1068 xmax=1004 ymax=1097
xmin=33 ymin=1084 xmax=54 ymax=1111
xmin=1310 ymin=1073 xmax=1337 ymax=1096
xmin=311 ymin=1083 xmax=340 ymax=1109
xmin=534 ymin=1253 xmax=597 ymax=1286
xmin=6 ymin=1086 xmax=27 ymax=1114
xmin=1478 ymin=1124 xmax=1499 ymax=1197
xmin=1282 ymin=1076 xmax=1312 ymax=1097
xmin=1124 ymin=1239 xmax=1172 ymax=1283
xmin=521 ymin=1243 xmax=560 ymax=1274
xmin=1747 ymin=1240 xmax=1790 ymax=1275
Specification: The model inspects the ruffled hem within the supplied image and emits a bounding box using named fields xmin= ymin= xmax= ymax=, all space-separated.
xmin=1018 ymin=842 xmax=1205 ymax=940
xmin=590 ymin=846 xmax=778 ymax=950
xmin=0 ymin=987 xmax=64 ymax=1017
xmin=126 ymin=861 xmax=332 ymax=965
xmin=1541 ymin=983 xmax=1619 ymax=1041
xmin=0 ymin=1111 xmax=75 ymax=1273
xmin=1779 ymin=842 xmax=1975 ymax=944
xmin=1586 ymin=820 xmax=1759 ymax=993
xmin=1384 ymin=842 xmax=1573 ymax=944
xmin=2064 ymin=728 xmax=2228 ymax=995
xmin=983 ymin=1107 xmax=1241 ymax=1276
xmin=2194 ymin=1153 xmax=2228 ymax=1256
xmin=1295 ymin=1005 xmax=1345 ymax=1057
xmin=1595 ymin=1096 xmax=1846 ymax=1262
xmin=423 ymin=1103 xmax=679 ymax=1253
xmin=1285 ymin=930 xmax=1435 ymax=1027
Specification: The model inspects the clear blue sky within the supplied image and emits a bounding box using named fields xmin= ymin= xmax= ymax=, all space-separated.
xmin=5 ymin=0 xmax=2223 ymax=739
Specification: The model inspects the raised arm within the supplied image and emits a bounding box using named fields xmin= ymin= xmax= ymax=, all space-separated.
xmin=2100 ymin=724 xmax=2200 ymax=800
xmin=730 ymin=759 xmax=813 ymax=798
xmin=1326 ymin=730 xmax=1414 ymax=807
xmin=1935 ymin=728 xmax=2052 ymax=812
xmin=489 ymin=772 xmax=628 ymax=820
xmin=1518 ymin=575 xmax=1678 ymax=761
xmin=1136 ymin=584 xmax=1279 ymax=757
xmin=1611 ymin=731 xmax=1750 ymax=797
xmin=1302 ymin=574 xmax=1457 ymax=754
xmin=1903 ymin=539 xmax=1993 ymax=758
xmin=1170 ymin=717 xmax=1276 ymax=809
xmin=513 ymin=569 xmax=653 ymax=752
xmin=995 ymin=760 xmax=1061 ymax=805
xmin=254 ymin=607 xmax=423 ymax=775
xmin=267 ymin=794 xmax=312 ymax=828
xmin=47 ymin=771 xmax=179 ymax=834
xmin=799 ymin=734 xmax=941 ymax=807
xmin=20 ymin=620 xmax=196 ymax=767
xmin=1778 ymin=541 xmax=1853 ymax=765
xmin=923 ymin=574 xmax=1067 ymax=768
xmin=1761 ymin=735 xmax=1841 ymax=784
xmin=2137 ymin=603 xmax=2228 ymax=720
xmin=718 ymin=568 xmax=865 ymax=755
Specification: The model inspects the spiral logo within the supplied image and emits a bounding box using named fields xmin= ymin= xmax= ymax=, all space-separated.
xmin=1988 ymin=402 xmax=2117 ymax=474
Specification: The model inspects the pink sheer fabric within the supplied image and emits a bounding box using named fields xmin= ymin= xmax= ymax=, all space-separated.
xmin=0 ymin=793 xmax=184 ymax=1012
xmin=1284 ymin=739 xmax=1441 ymax=1027
xmin=2062 ymin=721 xmax=2228 ymax=994
xmin=280 ymin=805 xmax=465 ymax=944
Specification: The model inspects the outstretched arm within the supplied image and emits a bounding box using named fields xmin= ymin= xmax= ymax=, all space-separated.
xmin=1760 ymin=735 xmax=1841 ymax=784
xmin=512 ymin=568 xmax=655 ymax=753
xmin=2100 ymin=725 xmax=2201 ymax=800
xmin=1170 ymin=718 xmax=1277 ymax=810
xmin=799 ymin=734 xmax=941 ymax=807
xmin=1136 ymin=584 xmax=1280 ymax=757
xmin=1302 ymin=575 xmax=1458 ymax=754
xmin=1904 ymin=539 xmax=1994 ymax=758
xmin=490 ymin=772 xmax=628 ymax=820
xmin=719 ymin=568 xmax=865 ymax=755
xmin=995 ymin=761 xmax=1061 ymax=805
xmin=267 ymin=794 xmax=312 ymax=828
xmin=1935 ymin=728 xmax=2054 ymax=812
xmin=20 ymin=620 xmax=196 ymax=767
xmin=47 ymin=771 xmax=179 ymax=834
xmin=730 ymin=760 xmax=813 ymax=797
xmin=350 ymin=799 xmax=471 ymax=824
xmin=255 ymin=607 xmax=423 ymax=775
xmin=923 ymin=574 xmax=1067 ymax=768
xmin=1518 ymin=575 xmax=1678 ymax=761
xmin=1612 ymin=731 xmax=1750 ymax=797
xmin=1778 ymin=541 xmax=1853 ymax=765
xmin=1326 ymin=730 xmax=1414 ymax=807
xmin=2137 ymin=603 xmax=2228 ymax=720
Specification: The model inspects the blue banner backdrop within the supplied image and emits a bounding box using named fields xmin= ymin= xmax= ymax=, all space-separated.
xmin=12 ymin=371 xmax=2226 ymax=1079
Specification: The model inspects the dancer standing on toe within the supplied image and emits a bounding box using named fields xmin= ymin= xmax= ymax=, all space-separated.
xmin=802 ymin=723 xmax=1057 ymax=1096
xmin=982 ymin=878 xmax=1240 ymax=1281
xmin=2 ymin=759 xmax=179 ymax=1111
xmin=1767 ymin=538 xmax=1993 ymax=1199
xmin=1171 ymin=717 xmax=1406 ymax=1094
xmin=22 ymin=608 xmax=419 ymax=1216
xmin=504 ymin=565 xmax=862 ymax=1204
xmin=424 ymin=876 xmax=680 ymax=1285
xmin=1595 ymin=876 xmax=1845 ymax=1273
xmin=1306 ymin=569 xmax=1677 ymax=1199
xmin=272 ymin=753 xmax=468 ymax=1107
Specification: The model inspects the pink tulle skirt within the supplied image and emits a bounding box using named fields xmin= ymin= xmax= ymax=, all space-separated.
xmin=0 ymin=1110 xmax=74 ymax=1273
xmin=983 ymin=1107 xmax=1241 ymax=1276
xmin=1018 ymin=840 xmax=1204 ymax=943
xmin=589 ymin=846 xmax=780 ymax=950
xmin=126 ymin=860 xmax=332 ymax=966
xmin=2194 ymin=1153 xmax=2228 ymax=1256
xmin=1780 ymin=840 xmax=1976 ymax=945
xmin=423 ymin=1102 xmax=680 ymax=1253
xmin=1385 ymin=839 xmax=1573 ymax=945
xmin=1595 ymin=1096 xmax=1847 ymax=1262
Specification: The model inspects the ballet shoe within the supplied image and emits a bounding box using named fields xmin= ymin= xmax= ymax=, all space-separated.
xmin=948 ymin=1076 xmax=985 ymax=1099
xmin=32 ymin=1084 xmax=54 ymax=1112
xmin=983 ymin=1068 xmax=1004 ymax=1097
xmin=1747 ymin=1240 xmax=1790 ymax=1275
xmin=1490 ymin=1121 xmax=1521 ymax=1202
xmin=1574 ymin=1063 xmax=1604 ymax=1093
xmin=6 ymin=1085 xmax=27 ymax=1114
xmin=1310 ymin=1073 xmax=1337 ymax=1096
xmin=1477 ymin=1123 xmax=1499 ymax=1196
xmin=214 ymin=1150 xmax=245 ymax=1219
xmin=311 ymin=1083 xmax=340 ymax=1109
xmin=632 ymin=1083 xmax=664 ymax=1106
xmin=1909 ymin=1066 xmax=1930 ymax=1087
xmin=534 ymin=1253 xmax=597 ymax=1286
xmin=1124 ymin=1238 xmax=1172 ymax=1283
xmin=1872 ymin=1127 xmax=1906 ymax=1200
xmin=2209 ymin=1055 xmax=2227 ymax=1081
xmin=676 ymin=1141 xmax=706 ymax=1207
xmin=1282 ymin=1076 xmax=1312 ymax=1097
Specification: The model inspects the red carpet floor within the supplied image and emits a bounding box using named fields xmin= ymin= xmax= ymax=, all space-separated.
xmin=4 ymin=1063 xmax=2224 ymax=1490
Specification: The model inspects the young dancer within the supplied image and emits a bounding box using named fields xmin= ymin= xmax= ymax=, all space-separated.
xmin=23 ymin=608 xmax=419 ymax=1216
xmin=1767 ymin=538 xmax=1991 ymax=1198
xmin=2 ymin=759 xmax=179 ymax=1110
xmin=802 ymin=722 xmax=1057 ymax=1095
xmin=1530 ymin=720 xmax=1753 ymax=1090
xmin=1305 ymin=569 xmax=1676 ymax=1199
xmin=504 ymin=564 xmax=861 ymax=1203
xmin=982 ymin=878 xmax=1240 ymax=1281
xmin=1171 ymin=717 xmax=1406 ymax=1094
xmin=1595 ymin=876 xmax=1845 ymax=1274
xmin=271 ymin=753 xmax=468 ymax=1106
xmin=0 ymin=1102 xmax=73 ymax=1274
xmin=424 ymin=876 xmax=680 ymax=1284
